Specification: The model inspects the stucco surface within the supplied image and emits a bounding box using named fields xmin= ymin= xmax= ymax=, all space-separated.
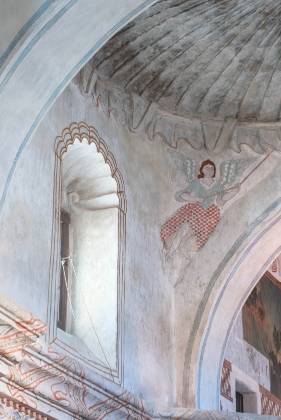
xmin=0 ymin=0 xmax=46 ymax=67
xmin=2 ymin=78 xmax=281 ymax=413
xmin=0 ymin=83 xmax=174 ymax=405
xmin=0 ymin=0 xmax=157 ymax=219
xmin=2 ymin=0 xmax=281 ymax=417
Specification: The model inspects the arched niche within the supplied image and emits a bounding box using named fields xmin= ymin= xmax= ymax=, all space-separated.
xmin=48 ymin=122 xmax=126 ymax=384
xmin=185 ymin=204 xmax=281 ymax=410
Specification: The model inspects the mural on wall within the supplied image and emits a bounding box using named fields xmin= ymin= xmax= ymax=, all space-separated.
xmin=0 ymin=317 xmax=149 ymax=420
xmin=243 ymin=274 xmax=281 ymax=399
xmin=160 ymin=153 xmax=262 ymax=286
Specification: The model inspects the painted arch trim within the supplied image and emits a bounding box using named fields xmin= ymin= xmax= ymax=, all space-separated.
xmin=195 ymin=201 xmax=281 ymax=409
xmin=0 ymin=0 xmax=158 ymax=215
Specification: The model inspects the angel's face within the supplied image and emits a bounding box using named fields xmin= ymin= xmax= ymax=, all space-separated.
xmin=202 ymin=164 xmax=215 ymax=178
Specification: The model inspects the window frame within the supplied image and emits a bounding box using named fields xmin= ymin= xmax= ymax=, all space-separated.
xmin=47 ymin=122 xmax=126 ymax=384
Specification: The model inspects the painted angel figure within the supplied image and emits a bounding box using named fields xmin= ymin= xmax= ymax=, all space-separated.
xmin=161 ymin=156 xmax=253 ymax=254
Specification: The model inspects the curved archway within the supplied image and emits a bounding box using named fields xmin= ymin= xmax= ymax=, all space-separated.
xmin=0 ymin=0 xmax=156 ymax=215
xmin=192 ymin=203 xmax=281 ymax=410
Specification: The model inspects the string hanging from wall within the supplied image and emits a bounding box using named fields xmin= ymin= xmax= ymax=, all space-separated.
xmin=61 ymin=257 xmax=116 ymax=382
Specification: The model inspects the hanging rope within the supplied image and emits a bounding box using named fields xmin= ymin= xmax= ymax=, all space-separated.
xmin=61 ymin=257 xmax=116 ymax=382
xmin=61 ymin=258 xmax=105 ymax=365
xmin=61 ymin=257 xmax=103 ymax=363
xmin=61 ymin=258 xmax=76 ymax=321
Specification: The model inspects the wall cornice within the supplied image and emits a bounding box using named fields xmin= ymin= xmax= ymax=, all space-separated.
xmin=76 ymin=71 xmax=281 ymax=155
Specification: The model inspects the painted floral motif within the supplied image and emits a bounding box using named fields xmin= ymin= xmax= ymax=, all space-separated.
xmin=0 ymin=318 xmax=148 ymax=419
xmin=0 ymin=405 xmax=30 ymax=419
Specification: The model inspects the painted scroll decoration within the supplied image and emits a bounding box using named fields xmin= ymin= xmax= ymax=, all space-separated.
xmin=160 ymin=152 xmax=268 ymax=286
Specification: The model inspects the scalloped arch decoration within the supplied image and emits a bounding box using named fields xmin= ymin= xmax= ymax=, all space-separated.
xmin=55 ymin=121 xmax=127 ymax=214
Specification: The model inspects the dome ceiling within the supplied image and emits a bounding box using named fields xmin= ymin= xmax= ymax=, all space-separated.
xmin=91 ymin=0 xmax=281 ymax=123
xmin=76 ymin=0 xmax=281 ymax=154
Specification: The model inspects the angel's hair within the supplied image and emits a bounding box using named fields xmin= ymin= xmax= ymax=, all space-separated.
xmin=198 ymin=159 xmax=216 ymax=178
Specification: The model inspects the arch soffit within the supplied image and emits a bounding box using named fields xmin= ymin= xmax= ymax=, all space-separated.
xmin=183 ymin=197 xmax=281 ymax=410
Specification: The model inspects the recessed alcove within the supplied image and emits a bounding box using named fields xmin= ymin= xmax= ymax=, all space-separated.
xmin=48 ymin=123 xmax=126 ymax=383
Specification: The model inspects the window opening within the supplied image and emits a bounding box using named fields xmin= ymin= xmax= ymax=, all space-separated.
xmin=49 ymin=126 xmax=126 ymax=384
xmin=58 ymin=210 xmax=70 ymax=330
xmin=236 ymin=392 xmax=244 ymax=412
xmin=60 ymin=255 xmax=115 ymax=380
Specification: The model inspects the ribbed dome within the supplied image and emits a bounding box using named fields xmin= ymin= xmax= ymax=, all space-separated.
xmin=92 ymin=0 xmax=281 ymax=123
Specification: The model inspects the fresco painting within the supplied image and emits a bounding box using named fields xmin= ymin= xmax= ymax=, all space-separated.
xmin=243 ymin=274 xmax=281 ymax=399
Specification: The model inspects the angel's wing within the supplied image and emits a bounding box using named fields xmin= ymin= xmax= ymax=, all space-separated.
xmin=168 ymin=149 xmax=196 ymax=183
xmin=219 ymin=158 xmax=256 ymax=187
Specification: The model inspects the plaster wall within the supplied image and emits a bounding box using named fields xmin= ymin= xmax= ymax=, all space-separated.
xmin=0 ymin=0 xmax=46 ymax=67
xmin=0 ymin=82 xmax=174 ymax=406
xmin=3 ymin=0 xmax=281 ymax=415
xmin=174 ymin=149 xmax=281 ymax=407
xmin=192 ymin=206 xmax=281 ymax=410
xmin=2 ymin=78 xmax=281 ymax=410
xmin=0 ymin=0 xmax=157 ymax=215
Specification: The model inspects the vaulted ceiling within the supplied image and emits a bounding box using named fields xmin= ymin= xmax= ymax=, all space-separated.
xmin=91 ymin=0 xmax=281 ymax=123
